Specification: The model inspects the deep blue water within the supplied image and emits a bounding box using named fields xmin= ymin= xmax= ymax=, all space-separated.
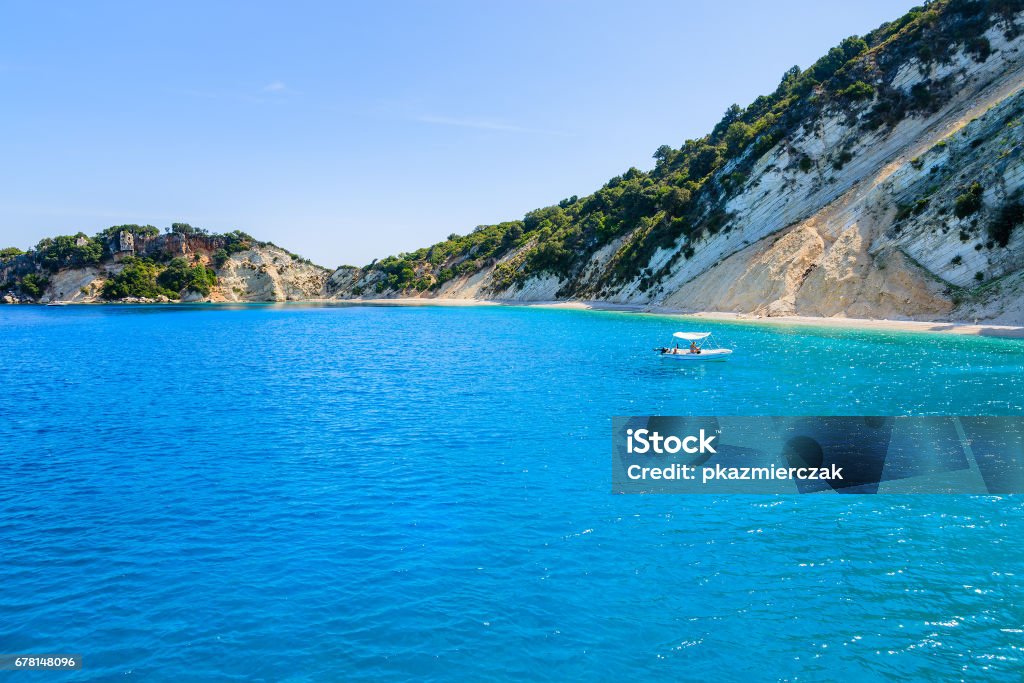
xmin=1 ymin=304 xmax=1023 ymax=681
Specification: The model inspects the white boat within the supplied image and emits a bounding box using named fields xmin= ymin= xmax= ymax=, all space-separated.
xmin=656 ymin=332 xmax=733 ymax=361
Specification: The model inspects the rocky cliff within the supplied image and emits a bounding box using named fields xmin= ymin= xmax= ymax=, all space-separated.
xmin=325 ymin=0 xmax=1024 ymax=325
xmin=0 ymin=227 xmax=328 ymax=304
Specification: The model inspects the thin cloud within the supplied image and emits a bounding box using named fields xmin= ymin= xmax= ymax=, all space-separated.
xmin=173 ymin=87 xmax=268 ymax=104
xmin=168 ymin=81 xmax=291 ymax=103
xmin=413 ymin=115 xmax=571 ymax=136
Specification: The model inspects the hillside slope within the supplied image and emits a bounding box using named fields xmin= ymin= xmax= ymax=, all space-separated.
xmin=326 ymin=0 xmax=1024 ymax=324
xmin=0 ymin=225 xmax=328 ymax=304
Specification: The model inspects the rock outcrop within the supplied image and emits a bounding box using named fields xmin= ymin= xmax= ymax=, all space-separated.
xmin=0 ymin=229 xmax=329 ymax=303
xmin=211 ymin=248 xmax=329 ymax=303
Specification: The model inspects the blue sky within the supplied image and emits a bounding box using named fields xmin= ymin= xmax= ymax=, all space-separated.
xmin=0 ymin=0 xmax=918 ymax=267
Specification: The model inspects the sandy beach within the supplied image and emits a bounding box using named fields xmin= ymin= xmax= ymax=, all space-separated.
xmin=333 ymin=297 xmax=1024 ymax=339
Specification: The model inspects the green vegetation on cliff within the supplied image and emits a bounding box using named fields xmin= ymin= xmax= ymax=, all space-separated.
xmin=157 ymin=258 xmax=217 ymax=297
xmin=35 ymin=233 xmax=103 ymax=270
xmin=0 ymin=222 xmax=250 ymax=301
xmin=101 ymin=257 xmax=174 ymax=300
xmin=989 ymin=195 xmax=1024 ymax=246
xmin=18 ymin=273 xmax=48 ymax=298
xmin=100 ymin=256 xmax=217 ymax=300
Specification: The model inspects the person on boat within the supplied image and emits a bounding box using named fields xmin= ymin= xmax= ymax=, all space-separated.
xmin=689 ymin=341 xmax=700 ymax=354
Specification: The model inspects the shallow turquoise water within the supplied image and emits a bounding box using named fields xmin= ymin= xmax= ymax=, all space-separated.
xmin=1 ymin=304 xmax=1022 ymax=681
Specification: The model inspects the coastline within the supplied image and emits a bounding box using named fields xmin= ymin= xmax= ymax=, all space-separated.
xmin=20 ymin=296 xmax=1024 ymax=338
xmin=332 ymin=297 xmax=1024 ymax=339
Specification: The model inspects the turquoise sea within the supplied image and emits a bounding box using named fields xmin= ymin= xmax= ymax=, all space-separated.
xmin=1 ymin=304 xmax=1022 ymax=681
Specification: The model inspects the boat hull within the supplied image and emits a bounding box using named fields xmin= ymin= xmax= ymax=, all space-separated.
xmin=660 ymin=349 xmax=732 ymax=361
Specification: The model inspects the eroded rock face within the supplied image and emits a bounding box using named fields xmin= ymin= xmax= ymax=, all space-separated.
xmin=212 ymin=248 xmax=329 ymax=302
xmin=615 ymin=23 xmax=1024 ymax=322
xmin=44 ymin=266 xmax=105 ymax=303
xmin=9 ymin=235 xmax=331 ymax=304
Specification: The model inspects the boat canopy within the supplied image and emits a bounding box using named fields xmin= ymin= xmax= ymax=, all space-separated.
xmin=673 ymin=332 xmax=711 ymax=340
